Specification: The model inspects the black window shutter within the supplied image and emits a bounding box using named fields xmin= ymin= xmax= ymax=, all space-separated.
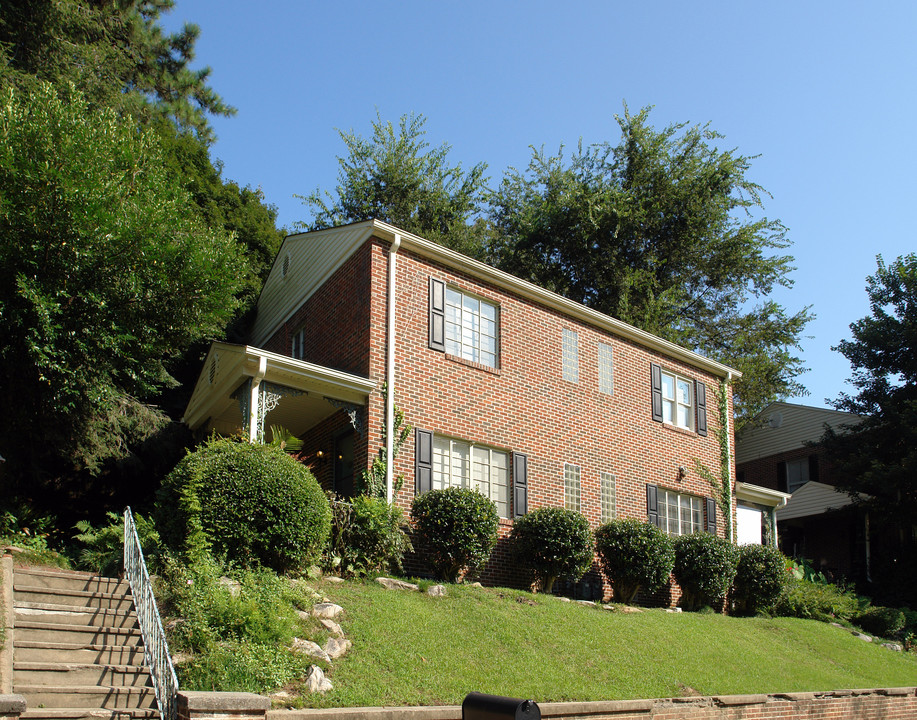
xmin=513 ymin=452 xmax=528 ymax=518
xmin=705 ymin=497 xmax=717 ymax=534
xmin=695 ymin=380 xmax=708 ymax=437
xmin=429 ymin=278 xmax=445 ymax=352
xmin=650 ymin=363 xmax=663 ymax=422
xmin=646 ymin=484 xmax=659 ymax=527
xmin=415 ymin=428 xmax=433 ymax=494
xmin=809 ymin=454 xmax=820 ymax=483
xmin=777 ymin=460 xmax=788 ymax=493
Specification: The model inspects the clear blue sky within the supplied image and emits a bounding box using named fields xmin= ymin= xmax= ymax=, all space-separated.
xmin=162 ymin=1 xmax=916 ymax=411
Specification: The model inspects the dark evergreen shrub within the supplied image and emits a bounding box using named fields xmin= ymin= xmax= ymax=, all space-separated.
xmin=855 ymin=606 xmax=907 ymax=638
xmin=411 ymin=487 xmax=499 ymax=583
xmin=594 ymin=518 xmax=674 ymax=603
xmin=510 ymin=507 xmax=594 ymax=593
xmin=326 ymin=494 xmax=412 ymax=576
xmin=672 ymin=532 xmax=738 ymax=610
xmin=731 ymin=543 xmax=786 ymax=615
xmin=157 ymin=437 xmax=331 ymax=572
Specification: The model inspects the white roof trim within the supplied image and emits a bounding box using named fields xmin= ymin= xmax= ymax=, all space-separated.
xmin=736 ymin=482 xmax=791 ymax=508
xmin=278 ymin=220 xmax=741 ymax=380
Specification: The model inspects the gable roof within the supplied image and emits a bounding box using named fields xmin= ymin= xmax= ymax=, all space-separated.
xmin=735 ymin=401 xmax=859 ymax=464
xmin=253 ymin=220 xmax=741 ymax=380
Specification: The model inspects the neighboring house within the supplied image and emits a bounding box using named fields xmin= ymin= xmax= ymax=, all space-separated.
xmin=184 ymin=220 xmax=781 ymax=598
xmin=735 ymin=401 xmax=867 ymax=581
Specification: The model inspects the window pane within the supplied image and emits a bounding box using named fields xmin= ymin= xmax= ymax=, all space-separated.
xmin=663 ymin=399 xmax=674 ymax=424
xmin=662 ymin=373 xmax=675 ymax=400
xmin=598 ymin=343 xmax=614 ymax=395
xmin=677 ymin=379 xmax=691 ymax=405
xmin=677 ymin=403 xmax=691 ymax=428
xmin=481 ymin=302 xmax=496 ymax=322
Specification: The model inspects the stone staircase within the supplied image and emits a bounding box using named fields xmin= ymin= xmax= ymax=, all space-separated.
xmin=10 ymin=565 xmax=158 ymax=720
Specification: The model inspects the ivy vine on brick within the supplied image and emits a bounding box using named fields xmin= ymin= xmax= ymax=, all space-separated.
xmin=693 ymin=378 xmax=733 ymax=542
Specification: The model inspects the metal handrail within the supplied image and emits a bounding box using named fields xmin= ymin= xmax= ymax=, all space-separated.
xmin=124 ymin=507 xmax=178 ymax=720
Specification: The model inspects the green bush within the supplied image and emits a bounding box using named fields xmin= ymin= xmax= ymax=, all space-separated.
xmin=773 ymin=577 xmax=861 ymax=621
xmin=672 ymin=532 xmax=738 ymax=611
xmin=730 ymin=544 xmax=786 ymax=616
xmin=855 ymin=606 xmax=907 ymax=638
xmin=510 ymin=507 xmax=594 ymax=593
xmin=411 ymin=488 xmax=499 ymax=583
xmin=326 ymin=495 xmax=413 ymax=576
xmin=74 ymin=510 xmax=161 ymax=576
xmin=156 ymin=437 xmax=331 ymax=573
xmin=594 ymin=519 xmax=674 ymax=603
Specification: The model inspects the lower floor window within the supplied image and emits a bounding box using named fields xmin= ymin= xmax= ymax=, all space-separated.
xmin=433 ymin=437 xmax=509 ymax=517
xmin=564 ymin=463 xmax=581 ymax=512
xmin=659 ymin=490 xmax=703 ymax=536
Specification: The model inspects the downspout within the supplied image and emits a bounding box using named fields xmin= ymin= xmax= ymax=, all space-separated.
xmin=385 ymin=234 xmax=402 ymax=505
xmin=248 ymin=355 xmax=268 ymax=443
xmin=725 ymin=372 xmax=734 ymax=543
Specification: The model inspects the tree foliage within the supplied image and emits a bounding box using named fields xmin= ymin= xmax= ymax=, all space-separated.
xmin=488 ymin=107 xmax=812 ymax=424
xmin=820 ymin=254 xmax=917 ymax=602
xmin=0 ymin=82 xmax=247 ymax=483
xmin=298 ymin=112 xmax=490 ymax=258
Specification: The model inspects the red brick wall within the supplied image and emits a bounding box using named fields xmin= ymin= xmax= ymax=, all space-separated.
xmin=736 ymin=446 xmax=836 ymax=491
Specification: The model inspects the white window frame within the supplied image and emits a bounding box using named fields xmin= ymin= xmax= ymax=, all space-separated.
xmin=600 ymin=472 xmax=617 ymax=522
xmin=598 ymin=342 xmax=614 ymax=395
xmin=432 ymin=436 xmax=509 ymax=517
xmin=658 ymin=489 xmax=703 ymax=537
xmin=562 ymin=329 xmax=579 ymax=383
xmin=564 ymin=463 xmax=581 ymax=512
xmin=786 ymin=458 xmax=810 ymax=493
xmin=661 ymin=370 xmax=694 ymax=430
xmin=444 ymin=287 xmax=498 ymax=369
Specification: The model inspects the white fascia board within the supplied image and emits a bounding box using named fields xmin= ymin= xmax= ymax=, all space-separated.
xmin=367 ymin=220 xmax=741 ymax=380
xmin=736 ymin=481 xmax=792 ymax=508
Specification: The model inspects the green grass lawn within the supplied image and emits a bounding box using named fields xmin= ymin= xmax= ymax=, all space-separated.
xmin=305 ymin=578 xmax=917 ymax=708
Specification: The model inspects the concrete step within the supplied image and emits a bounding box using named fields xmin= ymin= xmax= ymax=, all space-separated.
xmin=13 ymin=685 xmax=157 ymax=710
xmin=21 ymin=708 xmax=159 ymax=720
xmin=15 ymin=642 xmax=145 ymax=666
xmin=14 ymin=604 xmax=138 ymax=629
xmin=14 ymin=568 xmax=129 ymax=595
xmin=14 ymin=585 xmax=135 ymax=612
xmin=14 ymin=663 xmax=151 ymax=688
xmin=14 ymin=621 xmax=143 ymax=647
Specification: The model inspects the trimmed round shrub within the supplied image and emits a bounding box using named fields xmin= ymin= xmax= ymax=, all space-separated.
xmin=411 ymin=487 xmax=499 ymax=583
xmin=855 ymin=606 xmax=907 ymax=638
xmin=672 ymin=532 xmax=738 ymax=611
xmin=326 ymin=494 xmax=412 ymax=576
xmin=594 ymin=519 xmax=674 ymax=603
xmin=510 ymin=507 xmax=594 ymax=593
xmin=731 ymin=544 xmax=786 ymax=615
xmin=157 ymin=437 xmax=331 ymax=572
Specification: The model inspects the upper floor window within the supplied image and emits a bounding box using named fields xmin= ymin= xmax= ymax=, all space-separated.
xmin=598 ymin=342 xmax=614 ymax=395
xmin=562 ymin=329 xmax=579 ymax=383
xmin=786 ymin=457 xmax=810 ymax=493
xmin=564 ymin=463 xmax=581 ymax=512
xmin=650 ymin=363 xmax=707 ymax=436
xmin=291 ymin=328 xmax=305 ymax=360
xmin=429 ymin=278 xmax=498 ymax=369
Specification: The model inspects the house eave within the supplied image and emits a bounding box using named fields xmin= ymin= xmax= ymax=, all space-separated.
xmin=736 ymin=481 xmax=791 ymax=508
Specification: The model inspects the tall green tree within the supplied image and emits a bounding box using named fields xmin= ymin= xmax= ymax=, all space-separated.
xmin=0 ymin=82 xmax=248 ymax=494
xmin=298 ymin=112 xmax=489 ymax=258
xmin=820 ymin=254 xmax=917 ymax=602
xmin=489 ymin=107 xmax=812 ymax=424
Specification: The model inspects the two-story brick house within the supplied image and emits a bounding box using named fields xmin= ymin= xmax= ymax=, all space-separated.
xmin=184 ymin=219 xmax=778 ymax=596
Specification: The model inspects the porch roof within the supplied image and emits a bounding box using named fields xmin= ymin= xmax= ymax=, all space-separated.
xmin=183 ymin=342 xmax=376 ymax=439
xmin=736 ymin=482 xmax=791 ymax=508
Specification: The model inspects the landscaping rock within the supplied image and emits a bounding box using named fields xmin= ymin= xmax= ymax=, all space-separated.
xmin=292 ymin=638 xmax=331 ymax=663
xmin=170 ymin=652 xmax=193 ymax=665
xmin=305 ymin=665 xmax=333 ymax=694
xmin=622 ymin=606 xmax=643 ymax=614
xmin=468 ymin=582 xmax=483 ymax=588
xmin=427 ymin=584 xmax=447 ymax=597
xmin=312 ymin=602 xmax=344 ymax=619
xmin=324 ymin=636 xmax=352 ymax=659
xmin=852 ymin=632 xmax=872 ymax=642
xmin=666 ymin=607 xmax=683 ymax=613
xmin=325 ymin=576 xmax=345 ymax=584
xmin=577 ymin=600 xmax=596 ymax=606
xmin=376 ymin=576 xmax=419 ymax=591
xmin=219 ymin=576 xmax=241 ymax=597
xmin=556 ymin=596 xmax=571 ymax=602
xmin=882 ymin=642 xmax=903 ymax=652
xmin=320 ymin=618 xmax=344 ymax=636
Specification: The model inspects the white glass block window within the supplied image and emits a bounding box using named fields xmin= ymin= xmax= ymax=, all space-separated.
xmin=432 ymin=436 xmax=509 ymax=517
xmin=661 ymin=371 xmax=693 ymax=430
xmin=564 ymin=463 xmax=581 ymax=512
xmin=598 ymin=342 xmax=614 ymax=395
xmin=786 ymin=458 xmax=810 ymax=493
xmin=600 ymin=472 xmax=617 ymax=522
xmin=562 ymin=328 xmax=579 ymax=383
xmin=659 ymin=489 xmax=703 ymax=536
xmin=445 ymin=288 xmax=498 ymax=368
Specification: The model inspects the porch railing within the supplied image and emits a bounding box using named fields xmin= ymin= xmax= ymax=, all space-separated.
xmin=124 ymin=507 xmax=178 ymax=720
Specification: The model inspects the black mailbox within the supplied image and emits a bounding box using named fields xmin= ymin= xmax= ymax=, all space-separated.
xmin=462 ymin=692 xmax=541 ymax=720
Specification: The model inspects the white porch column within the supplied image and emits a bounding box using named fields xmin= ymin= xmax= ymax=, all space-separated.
xmin=248 ymin=355 xmax=268 ymax=443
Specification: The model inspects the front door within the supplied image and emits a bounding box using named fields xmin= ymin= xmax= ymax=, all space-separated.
xmin=333 ymin=430 xmax=355 ymax=499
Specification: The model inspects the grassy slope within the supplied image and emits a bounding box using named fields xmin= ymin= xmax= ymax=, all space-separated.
xmin=308 ymin=579 xmax=917 ymax=708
